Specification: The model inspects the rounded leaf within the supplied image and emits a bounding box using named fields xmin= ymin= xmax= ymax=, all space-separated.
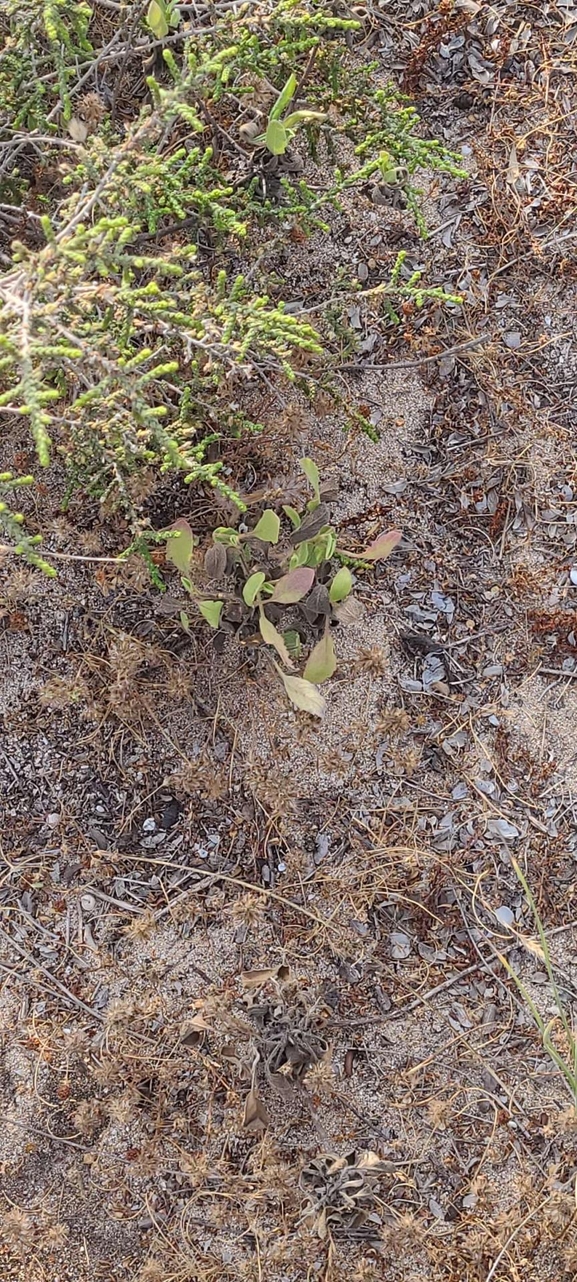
xmin=329 ymin=566 xmax=353 ymax=603
xmin=265 ymin=119 xmax=288 ymax=155
xmin=204 ymin=541 xmax=227 ymax=578
xmin=333 ymin=596 xmax=365 ymax=626
xmin=166 ymin=518 xmax=194 ymax=574
xmin=199 ymin=600 xmax=223 ymax=628
xmin=146 ymin=0 xmax=169 ymax=36
xmin=251 ymin=509 xmax=280 ymax=544
xmin=270 ymin=567 xmax=315 ymax=604
xmin=299 ymin=456 xmax=320 ymax=503
xmin=358 ymin=528 xmax=402 ymax=562
xmin=243 ymin=571 xmax=266 ymax=606
xmin=276 ymin=669 xmax=326 ymax=717
xmin=303 ymin=627 xmax=336 ymax=684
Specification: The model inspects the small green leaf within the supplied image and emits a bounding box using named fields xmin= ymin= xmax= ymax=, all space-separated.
xmin=199 ymin=600 xmax=223 ymax=628
xmin=303 ymin=626 xmax=336 ymax=684
xmin=146 ymin=0 xmax=169 ymax=37
xmin=251 ymin=509 xmax=280 ymax=544
xmin=328 ymin=529 xmax=338 ymax=557
xmin=284 ymin=630 xmax=302 ymax=660
xmin=269 ymin=73 xmax=297 ymax=121
xmin=283 ymin=505 xmax=301 ymax=530
xmin=179 ymin=610 xmax=191 ymax=634
xmin=358 ymin=528 xmax=402 ymax=562
xmin=166 ymin=518 xmax=194 ymax=574
xmin=213 ymin=526 xmax=239 ymax=546
xmin=270 ymin=567 xmax=315 ymax=604
xmin=307 ymin=541 xmax=327 ymax=568
xmin=300 ymin=457 xmax=320 ymax=504
xmin=329 ymin=566 xmax=353 ymax=603
xmin=273 ymin=663 xmax=325 ymax=717
xmin=259 ymin=609 xmax=295 ymax=669
xmin=243 ymin=571 xmax=266 ymax=606
xmin=265 ymin=119 xmax=289 ymax=155
xmin=290 ymin=541 xmax=310 ymax=569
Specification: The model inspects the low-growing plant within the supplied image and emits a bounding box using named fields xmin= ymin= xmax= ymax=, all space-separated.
xmin=0 ymin=0 xmax=463 ymax=569
xmin=0 ymin=471 xmax=55 ymax=574
xmin=250 ymin=73 xmax=326 ymax=156
xmin=164 ymin=458 xmax=401 ymax=715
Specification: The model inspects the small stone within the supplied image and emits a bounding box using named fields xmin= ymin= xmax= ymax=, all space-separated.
xmin=46 ymin=813 xmax=60 ymax=829
xmin=142 ymin=817 xmax=156 ymax=834
xmin=80 ymin=893 xmax=96 ymax=913
xmin=495 ymin=905 xmax=515 ymax=926
xmin=391 ymin=931 xmax=411 ymax=959
xmin=357 ymin=262 xmax=369 ymax=282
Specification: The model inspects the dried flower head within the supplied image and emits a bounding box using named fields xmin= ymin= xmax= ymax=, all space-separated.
xmin=78 ymin=91 xmax=106 ymax=129
xmin=245 ymin=760 xmax=297 ymax=818
xmin=2 ymin=1206 xmax=36 ymax=1250
xmin=106 ymin=1088 xmax=141 ymax=1126
xmin=122 ymin=910 xmax=158 ymax=941
xmin=169 ymin=753 xmax=227 ymax=802
xmin=377 ymin=707 xmax=410 ymax=736
xmin=163 ymin=666 xmax=195 ymax=703
xmin=1 ymin=566 xmax=40 ymax=604
xmin=39 ymin=675 xmax=89 ymax=709
xmin=72 ymin=1099 xmax=103 ymax=1137
xmin=137 ymin=1259 xmax=166 ymax=1282
xmin=231 ymin=893 xmax=267 ymax=931
xmin=356 ymin=645 xmax=389 ymax=677
xmin=45 ymin=1220 xmax=70 ymax=1249
xmin=389 ymin=743 xmax=421 ymax=777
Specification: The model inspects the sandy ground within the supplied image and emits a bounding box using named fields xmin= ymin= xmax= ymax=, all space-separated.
xmin=3 ymin=2 xmax=577 ymax=1280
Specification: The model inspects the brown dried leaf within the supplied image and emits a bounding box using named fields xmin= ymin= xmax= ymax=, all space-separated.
xmin=243 ymin=1085 xmax=269 ymax=1131
xmin=204 ymin=541 xmax=227 ymax=578
xmin=332 ymin=596 xmax=365 ymax=625
xmin=241 ymin=965 xmax=289 ymax=988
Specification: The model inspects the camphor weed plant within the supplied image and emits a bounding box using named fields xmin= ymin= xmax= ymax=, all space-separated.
xmin=0 ymin=0 xmax=463 ymax=572
xmin=0 ymin=471 xmax=56 ymax=574
xmin=0 ymin=0 xmax=93 ymax=129
xmin=166 ymin=458 xmax=402 ymax=716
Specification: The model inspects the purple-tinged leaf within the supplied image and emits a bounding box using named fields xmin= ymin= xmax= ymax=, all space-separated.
xmin=358 ymin=528 xmax=402 ymax=562
xmin=270 ymin=567 xmax=315 ymax=604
